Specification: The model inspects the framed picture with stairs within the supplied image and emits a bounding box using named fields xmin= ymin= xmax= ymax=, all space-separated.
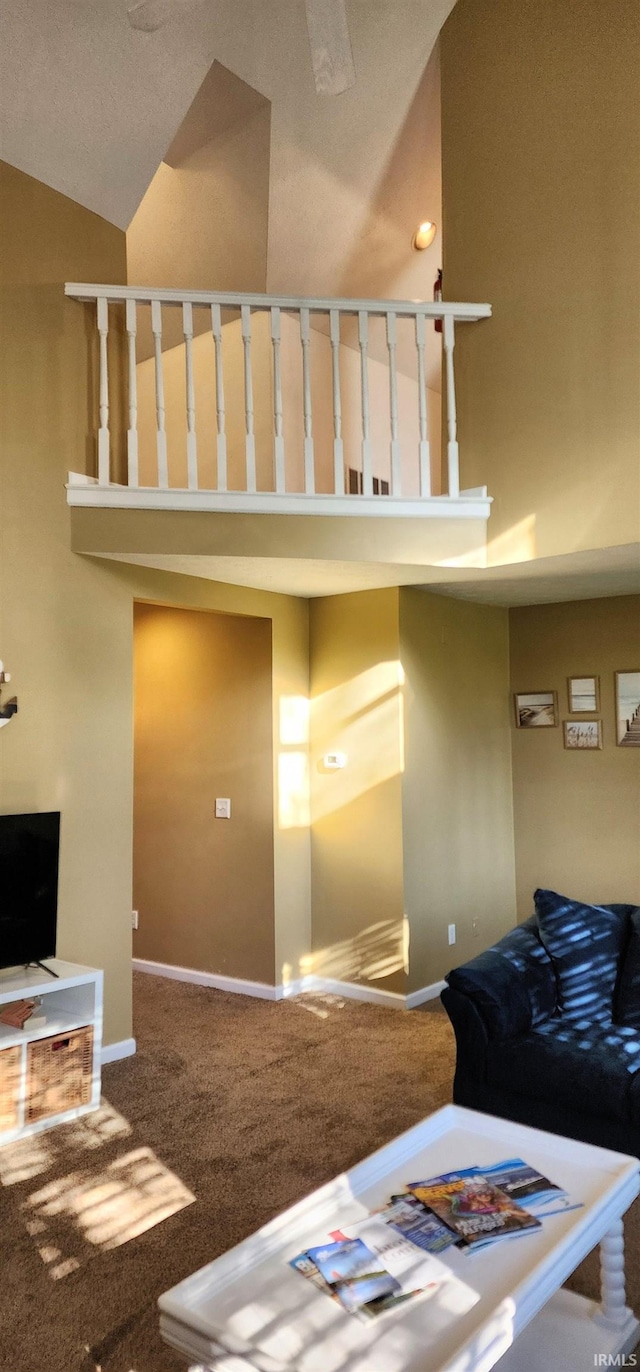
xmin=615 ymin=671 xmax=640 ymax=746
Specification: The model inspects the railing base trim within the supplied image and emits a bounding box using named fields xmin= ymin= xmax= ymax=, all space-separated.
xmin=66 ymin=480 xmax=491 ymax=520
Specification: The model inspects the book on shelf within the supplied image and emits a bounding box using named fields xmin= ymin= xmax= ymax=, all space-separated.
xmin=0 ymin=999 xmax=36 ymax=1029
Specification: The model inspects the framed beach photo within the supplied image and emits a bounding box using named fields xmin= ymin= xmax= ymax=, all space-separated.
xmin=615 ymin=671 xmax=640 ymax=747
xmin=563 ymin=719 xmax=602 ymax=750
xmin=567 ymin=676 xmax=599 ymax=713
xmin=514 ymin=691 xmax=558 ymax=729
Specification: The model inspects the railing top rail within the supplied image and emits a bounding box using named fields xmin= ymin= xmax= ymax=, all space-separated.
xmin=64 ymin=283 xmax=491 ymax=323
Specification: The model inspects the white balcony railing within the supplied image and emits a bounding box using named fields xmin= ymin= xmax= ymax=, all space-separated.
xmin=65 ymin=284 xmax=491 ymax=518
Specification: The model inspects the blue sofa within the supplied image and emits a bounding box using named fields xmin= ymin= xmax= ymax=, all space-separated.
xmin=441 ymin=891 xmax=640 ymax=1156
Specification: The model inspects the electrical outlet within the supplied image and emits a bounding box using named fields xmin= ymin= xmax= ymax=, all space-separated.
xmin=448 ymin=923 xmax=456 ymax=946
xmin=472 ymin=918 xmax=480 ymax=938
xmin=132 ymin=910 xmax=138 ymax=930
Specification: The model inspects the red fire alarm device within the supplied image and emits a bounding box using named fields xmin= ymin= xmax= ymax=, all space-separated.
xmin=434 ymin=268 xmax=443 ymax=334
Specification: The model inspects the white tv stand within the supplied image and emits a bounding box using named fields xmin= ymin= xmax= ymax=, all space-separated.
xmin=0 ymin=959 xmax=103 ymax=1144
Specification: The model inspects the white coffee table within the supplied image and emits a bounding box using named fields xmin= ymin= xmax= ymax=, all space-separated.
xmin=158 ymin=1105 xmax=640 ymax=1372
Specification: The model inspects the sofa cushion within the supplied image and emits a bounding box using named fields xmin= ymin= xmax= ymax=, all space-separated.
xmin=615 ymin=908 xmax=640 ymax=1028
xmin=500 ymin=918 xmax=557 ymax=1026
xmin=534 ymin=889 xmax=628 ymax=1023
xmin=486 ymin=1020 xmax=640 ymax=1123
xmin=446 ymin=921 xmax=556 ymax=1040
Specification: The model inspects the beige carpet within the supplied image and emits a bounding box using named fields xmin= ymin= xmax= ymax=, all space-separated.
xmin=1 ymin=973 xmax=638 ymax=1372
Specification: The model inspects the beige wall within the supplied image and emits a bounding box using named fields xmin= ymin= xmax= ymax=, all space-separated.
xmin=440 ymin=0 xmax=640 ymax=562
xmin=308 ymin=586 xmax=517 ymax=996
xmin=0 ymin=161 xmax=132 ymax=1047
xmin=510 ymin=596 xmax=640 ymax=917
xmin=308 ymin=590 xmax=406 ymax=995
xmin=127 ymin=93 xmax=271 ymax=358
xmin=127 ymin=102 xmax=270 ymax=295
xmin=0 ymin=161 xmax=311 ymax=1041
xmin=133 ymin=603 xmax=275 ymax=982
xmin=400 ymin=589 xmax=516 ymax=988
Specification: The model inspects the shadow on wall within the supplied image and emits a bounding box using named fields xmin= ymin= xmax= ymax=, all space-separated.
xmin=296 ymin=916 xmax=408 ymax=987
xmin=277 ymin=661 xmax=405 ymax=831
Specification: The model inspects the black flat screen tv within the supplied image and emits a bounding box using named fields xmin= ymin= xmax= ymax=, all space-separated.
xmin=0 ymin=812 xmax=60 ymax=971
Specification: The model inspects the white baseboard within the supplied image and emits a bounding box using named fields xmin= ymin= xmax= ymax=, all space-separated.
xmin=133 ymin=958 xmax=445 ymax=1011
xmin=405 ymin=979 xmax=447 ymax=1009
xmin=287 ymin=975 xmax=405 ymax=1009
xmin=101 ymin=1037 xmax=136 ymax=1065
xmin=132 ymin=958 xmax=281 ymax=1001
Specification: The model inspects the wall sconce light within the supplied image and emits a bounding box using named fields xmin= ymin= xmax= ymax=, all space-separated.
xmin=0 ymin=662 xmax=18 ymax=728
xmin=412 ymin=221 xmax=437 ymax=251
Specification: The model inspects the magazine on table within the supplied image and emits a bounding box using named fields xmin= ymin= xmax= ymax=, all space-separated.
xmin=463 ymin=1157 xmax=583 ymax=1217
xmin=406 ymin=1173 xmax=541 ymax=1249
xmin=289 ymin=1154 xmax=583 ymax=1314
xmin=376 ymin=1193 xmax=463 ymax=1254
xmin=290 ymin=1215 xmax=475 ymax=1322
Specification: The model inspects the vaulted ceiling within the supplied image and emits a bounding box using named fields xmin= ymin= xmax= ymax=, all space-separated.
xmin=0 ymin=0 xmax=455 ymax=232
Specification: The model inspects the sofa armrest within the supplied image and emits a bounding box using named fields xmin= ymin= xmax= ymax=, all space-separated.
xmin=441 ymin=985 xmax=489 ymax=1080
xmin=445 ymin=948 xmax=536 ymax=1040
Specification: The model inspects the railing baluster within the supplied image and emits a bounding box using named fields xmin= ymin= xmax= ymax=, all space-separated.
xmin=271 ymin=307 xmax=285 ymax=493
xmin=359 ymin=310 xmax=372 ymax=495
xmin=125 ymin=299 xmax=138 ymax=488
xmin=443 ymin=314 xmax=460 ymax=499
xmin=183 ymin=301 xmax=198 ymax=491
xmin=96 ymin=297 xmax=110 ymax=485
xmin=151 ymin=299 xmax=168 ymax=489
xmin=241 ymin=305 xmax=256 ymax=493
xmin=415 ymin=313 xmax=431 ymax=498
xmin=211 ymin=303 xmax=227 ymax=492
xmin=330 ymin=309 xmax=344 ymax=495
xmin=386 ymin=311 xmax=401 ymax=496
xmin=300 ymin=307 xmax=315 ymax=494
xmin=67 ymin=284 xmax=491 ymax=509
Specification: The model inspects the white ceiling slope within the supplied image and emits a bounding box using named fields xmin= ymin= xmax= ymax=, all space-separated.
xmin=0 ymin=0 xmax=454 ymax=231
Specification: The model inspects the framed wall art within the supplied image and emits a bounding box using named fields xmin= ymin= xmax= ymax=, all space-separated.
xmin=615 ymin=671 xmax=640 ymax=747
xmin=514 ymin=691 xmax=558 ymax=728
xmin=567 ymin=676 xmax=599 ymax=713
xmin=563 ymin=719 xmax=602 ymax=750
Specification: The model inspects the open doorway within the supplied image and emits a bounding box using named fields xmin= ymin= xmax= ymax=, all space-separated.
xmin=132 ymin=602 xmax=275 ymax=984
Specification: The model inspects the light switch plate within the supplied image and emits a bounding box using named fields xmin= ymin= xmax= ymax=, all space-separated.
xmin=215 ymin=798 xmax=231 ymax=819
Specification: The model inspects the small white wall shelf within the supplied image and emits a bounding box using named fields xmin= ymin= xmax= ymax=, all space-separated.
xmin=0 ymin=960 xmax=103 ymax=1145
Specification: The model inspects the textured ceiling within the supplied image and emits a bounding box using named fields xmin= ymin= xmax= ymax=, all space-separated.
xmin=99 ymin=543 xmax=640 ymax=604
xmin=0 ymin=0 xmax=453 ymax=231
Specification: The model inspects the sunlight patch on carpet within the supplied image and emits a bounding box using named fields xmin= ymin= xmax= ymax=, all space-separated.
xmin=0 ymin=1132 xmax=54 ymax=1185
xmin=63 ymin=1100 xmax=132 ymax=1151
xmin=0 ymin=1102 xmax=131 ymax=1188
xmin=23 ymin=1145 xmax=195 ymax=1250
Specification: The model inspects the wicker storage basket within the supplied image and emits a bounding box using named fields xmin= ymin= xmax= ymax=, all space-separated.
xmin=0 ymin=1045 xmax=22 ymax=1133
xmin=26 ymin=1026 xmax=94 ymax=1124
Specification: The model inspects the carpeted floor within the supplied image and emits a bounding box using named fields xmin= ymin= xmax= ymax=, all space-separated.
xmin=1 ymin=973 xmax=638 ymax=1372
